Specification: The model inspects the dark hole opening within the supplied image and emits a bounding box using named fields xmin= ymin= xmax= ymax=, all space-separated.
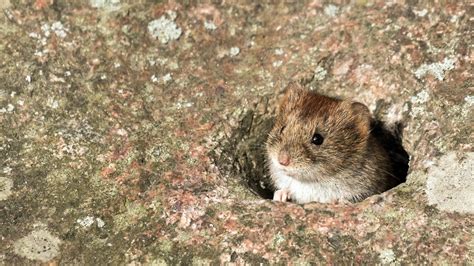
xmin=212 ymin=98 xmax=409 ymax=202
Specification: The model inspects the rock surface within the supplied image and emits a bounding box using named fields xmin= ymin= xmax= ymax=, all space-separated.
xmin=0 ymin=1 xmax=472 ymax=264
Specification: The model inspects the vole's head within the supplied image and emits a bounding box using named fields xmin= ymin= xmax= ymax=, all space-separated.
xmin=266 ymin=82 xmax=373 ymax=182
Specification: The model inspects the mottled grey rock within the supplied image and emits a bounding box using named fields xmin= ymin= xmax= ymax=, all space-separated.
xmin=0 ymin=1 xmax=472 ymax=264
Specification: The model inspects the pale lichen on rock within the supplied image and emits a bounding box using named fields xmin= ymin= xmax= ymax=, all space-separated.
xmin=409 ymin=89 xmax=430 ymax=117
xmin=77 ymin=216 xmax=105 ymax=228
xmin=426 ymin=152 xmax=474 ymax=214
xmin=90 ymin=0 xmax=120 ymax=10
xmin=414 ymin=57 xmax=456 ymax=81
xmin=148 ymin=11 xmax=182 ymax=44
xmin=13 ymin=230 xmax=61 ymax=263
xmin=314 ymin=66 xmax=327 ymax=81
xmin=379 ymin=249 xmax=396 ymax=264
xmin=204 ymin=20 xmax=217 ymax=31
xmin=229 ymin=47 xmax=240 ymax=57
xmin=324 ymin=4 xmax=339 ymax=17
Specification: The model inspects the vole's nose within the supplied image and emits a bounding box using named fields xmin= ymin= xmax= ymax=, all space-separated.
xmin=278 ymin=151 xmax=291 ymax=166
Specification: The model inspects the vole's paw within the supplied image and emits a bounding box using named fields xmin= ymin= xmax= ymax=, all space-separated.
xmin=273 ymin=189 xmax=291 ymax=202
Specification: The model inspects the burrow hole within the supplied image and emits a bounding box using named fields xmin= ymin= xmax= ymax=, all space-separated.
xmin=212 ymin=97 xmax=409 ymax=202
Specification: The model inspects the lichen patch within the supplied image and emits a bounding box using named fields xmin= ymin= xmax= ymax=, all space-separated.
xmin=90 ymin=0 xmax=121 ymax=11
xmin=148 ymin=11 xmax=183 ymax=44
xmin=426 ymin=152 xmax=474 ymax=214
xmin=13 ymin=229 xmax=62 ymax=262
xmin=414 ymin=57 xmax=456 ymax=81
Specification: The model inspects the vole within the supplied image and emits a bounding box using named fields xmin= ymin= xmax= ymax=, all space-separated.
xmin=266 ymin=82 xmax=408 ymax=204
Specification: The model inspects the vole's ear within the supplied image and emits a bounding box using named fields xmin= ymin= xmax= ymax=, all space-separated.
xmin=344 ymin=101 xmax=373 ymax=136
xmin=351 ymin=102 xmax=371 ymax=119
xmin=278 ymin=82 xmax=306 ymax=113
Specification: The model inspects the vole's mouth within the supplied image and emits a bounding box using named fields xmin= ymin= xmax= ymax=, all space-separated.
xmin=271 ymin=161 xmax=324 ymax=184
xmin=269 ymin=158 xmax=292 ymax=174
xmin=270 ymin=157 xmax=308 ymax=176
xmin=270 ymin=164 xmax=303 ymax=181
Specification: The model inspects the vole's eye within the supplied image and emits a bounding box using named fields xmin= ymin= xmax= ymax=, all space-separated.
xmin=280 ymin=125 xmax=286 ymax=134
xmin=311 ymin=133 xmax=324 ymax=145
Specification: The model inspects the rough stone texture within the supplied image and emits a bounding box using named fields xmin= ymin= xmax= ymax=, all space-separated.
xmin=0 ymin=1 xmax=472 ymax=264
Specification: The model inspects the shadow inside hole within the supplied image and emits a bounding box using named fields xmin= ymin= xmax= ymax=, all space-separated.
xmin=235 ymin=112 xmax=276 ymax=199
xmin=214 ymin=106 xmax=410 ymax=202
xmin=212 ymin=108 xmax=276 ymax=200
xmin=370 ymin=120 xmax=410 ymax=189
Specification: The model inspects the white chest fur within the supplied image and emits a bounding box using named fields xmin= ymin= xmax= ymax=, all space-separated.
xmin=270 ymin=164 xmax=354 ymax=204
